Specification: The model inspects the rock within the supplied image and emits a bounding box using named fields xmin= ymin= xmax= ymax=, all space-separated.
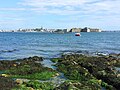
xmin=15 ymin=79 xmax=23 ymax=85
xmin=0 ymin=76 xmax=16 ymax=89
xmin=55 ymin=73 xmax=60 ymax=76
xmin=117 ymin=74 xmax=120 ymax=77
xmin=55 ymin=54 xmax=120 ymax=89
xmin=13 ymin=64 xmax=17 ymax=66
xmin=29 ymin=87 xmax=34 ymax=90
xmin=1 ymin=74 xmax=9 ymax=77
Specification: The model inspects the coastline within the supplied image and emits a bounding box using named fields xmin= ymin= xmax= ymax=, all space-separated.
xmin=0 ymin=32 xmax=120 ymax=89
xmin=0 ymin=52 xmax=120 ymax=90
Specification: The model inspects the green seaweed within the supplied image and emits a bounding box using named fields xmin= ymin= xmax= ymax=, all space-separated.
xmin=51 ymin=58 xmax=61 ymax=63
xmin=10 ymin=71 xmax=57 ymax=80
xmin=12 ymin=80 xmax=54 ymax=90
xmin=55 ymin=54 xmax=119 ymax=89
xmin=1 ymin=56 xmax=58 ymax=80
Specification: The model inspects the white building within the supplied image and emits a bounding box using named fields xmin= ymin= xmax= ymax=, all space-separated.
xmin=0 ymin=30 xmax=3 ymax=32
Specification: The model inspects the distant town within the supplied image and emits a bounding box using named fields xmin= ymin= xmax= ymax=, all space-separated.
xmin=0 ymin=27 xmax=103 ymax=33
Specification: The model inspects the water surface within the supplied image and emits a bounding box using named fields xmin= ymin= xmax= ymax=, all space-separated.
xmin=0 ymin=32 xmax=120 ymax=60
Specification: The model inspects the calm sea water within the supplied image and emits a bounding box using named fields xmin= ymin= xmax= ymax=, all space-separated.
xmin=0 ymin=32 xmax=120 ymax=60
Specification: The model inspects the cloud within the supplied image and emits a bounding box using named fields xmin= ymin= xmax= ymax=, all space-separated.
xmin=1 ymin=0 xmax=120 ymax=16
xmin=21 ymin=0 xmax=85 ymax=7
xmin=19 ymin=0 xmax=120 ymax=15
xmin=0 ymin=0 xmax=120 ymax=30
xmin=0 ymin=14 xmax=26 ymax=25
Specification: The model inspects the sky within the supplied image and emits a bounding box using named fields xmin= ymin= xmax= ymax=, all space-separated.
xmin=0 ymin=0 xmax=120 ymax=31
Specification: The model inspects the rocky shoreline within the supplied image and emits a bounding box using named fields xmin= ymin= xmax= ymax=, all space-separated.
xmin=0 ymin=56 xmax=58 ymax=90
xmin=0 ymin=54 xmax=120 ymax=90
xmin=53 ymin=54 xmax=120 ymax=90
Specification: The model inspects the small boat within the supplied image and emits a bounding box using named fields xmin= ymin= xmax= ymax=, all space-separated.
xmin=75 ymin=33 xmax=80 ymax=36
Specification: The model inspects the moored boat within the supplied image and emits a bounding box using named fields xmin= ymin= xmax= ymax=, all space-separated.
xmin=75 ymin=33 xmax=80 ymax=36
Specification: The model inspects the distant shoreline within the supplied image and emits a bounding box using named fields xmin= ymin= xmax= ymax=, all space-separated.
xmin=0 ymin=31 xmax=120 ymax=33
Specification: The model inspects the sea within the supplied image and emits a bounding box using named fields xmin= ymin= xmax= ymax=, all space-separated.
xmin=0 ymin=32 xmax=120 ymax=60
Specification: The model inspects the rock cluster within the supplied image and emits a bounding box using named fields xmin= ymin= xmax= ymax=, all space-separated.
xmin=0 ymin=54 xmax=120 ymax=90
xmin=0 ymin=56 xmax=57 ymax=89
xmin=54 ymin=54 xmax=120 ymax=90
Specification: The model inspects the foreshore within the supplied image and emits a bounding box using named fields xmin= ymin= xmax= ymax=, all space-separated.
xmin=0 ymin=53 xmax=120 ymax=90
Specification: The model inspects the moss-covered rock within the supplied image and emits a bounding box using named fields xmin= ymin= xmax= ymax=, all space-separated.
xmin=13 ymin=80 xmax=55 ymax=90
xmin=0 ymin=76 xmax=16 ymax=90
xmin=0 ymin=56 xmax=59 ymax=89
xmin=0 ymin=56 xmax=43 ymax=71
xmin=0 ymin=56 xmax=58 ymax=80
xmin=55 ymin=54 xmax=120 ymax=90
xmin=51 ymin=58 xmax=61 ymax=63
xmin=55 ymin=80 xmax=102 ymax=90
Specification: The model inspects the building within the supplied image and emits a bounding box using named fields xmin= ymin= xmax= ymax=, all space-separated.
xmin=90 ymin=28 xmax=101 ymax=32
xmin=81 ymin=27 xmax=90 ymax=32
xmin=70 ymin=28 xmax=82 ymax=32
xmin=81 ymin=27 xmax=101 ymax=32
xmin=16 ymin=27 xmax=101 ymax=33
xmin=0 ymin=30 xmax=4 ymax=32
xmin=53 ymin=29 xmax=68 ymax=33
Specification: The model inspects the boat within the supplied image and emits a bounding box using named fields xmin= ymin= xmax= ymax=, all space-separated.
xmin=75 ymin=33 xmax=80 ymax=36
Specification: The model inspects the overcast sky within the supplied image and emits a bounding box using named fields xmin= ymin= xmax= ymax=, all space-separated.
xmin=0 ymin=0 xmax=120 ymax=30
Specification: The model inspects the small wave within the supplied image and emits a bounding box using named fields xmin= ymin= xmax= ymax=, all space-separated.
xmin=92 ymin=52 xmax=109 ymax=56
xmin=103 ymin=47 xmax=120 ymax=51
xmin=0 ymin=49 xmax=18 ymax=54
xmin=76 ymin=50 xmax=89 ymax=54
xmin=75 ymin=42 xmax=92 ymax=46
xmin=36 ymin=50 xmax=57 ymax=53
xmin=0 ymin=57 xmax=4 ymax=60
xmin=61 ymin=50 xmax=90 ymax=56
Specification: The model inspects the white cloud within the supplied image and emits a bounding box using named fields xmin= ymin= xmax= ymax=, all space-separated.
xmin=1 ymin=0 xmax=120 ymax=15
xmin=21 ymin=0 xmax=85 ymax=7
xmin=0 ymin=0 xmax=120 ymax=30
xmin=19 ymin=0 xmax=120 ymax=15
xmin=0 ymin=14 xmax=26 ymax=25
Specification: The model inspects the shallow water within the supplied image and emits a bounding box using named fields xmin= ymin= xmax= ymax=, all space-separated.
xmin=0 ymin=32 xmax=120 ymax=60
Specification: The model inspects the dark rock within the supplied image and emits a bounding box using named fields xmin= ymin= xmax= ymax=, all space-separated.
xmin=0 ymin=76 xmax=16 ymax=90
xmin=55 ymin=54 xmax=120 ymax=90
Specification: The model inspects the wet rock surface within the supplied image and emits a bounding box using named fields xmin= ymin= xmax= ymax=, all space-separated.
xmin=54 ymin=54 xmax=120 ymax=90
xmin=0 ymin=56 xmax=58 ymax=90
xmin=0 ymin=54 xmax=120 ymax=90
xmin=0 ymin=56 xmax=56 ymax=77
xmin=0 ymin=56 xmax=43 ymax=71
xmin=0 ymin=76 xmax=16 ymax=90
